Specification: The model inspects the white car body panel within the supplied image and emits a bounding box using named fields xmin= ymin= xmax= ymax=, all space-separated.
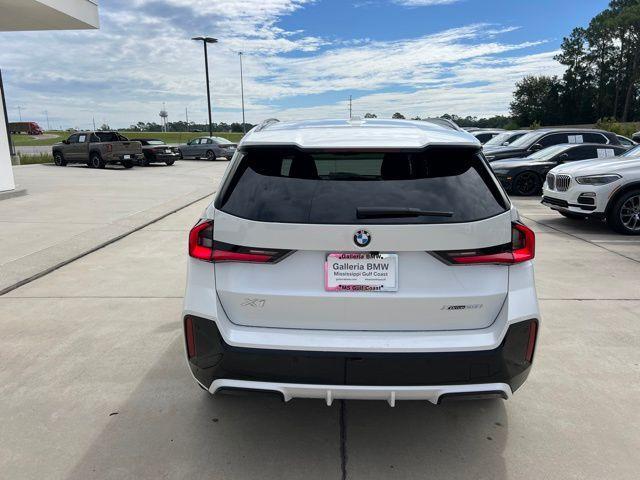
xmin=183 ymin=257 xmax=538 ymax=352
xmin=213 ymin=211 xmax=512 ymax=331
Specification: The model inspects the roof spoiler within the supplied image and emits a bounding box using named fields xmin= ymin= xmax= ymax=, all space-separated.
xmin=422 ymin=118 xmax=463 ymax=131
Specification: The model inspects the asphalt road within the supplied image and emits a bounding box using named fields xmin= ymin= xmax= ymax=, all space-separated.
xmin=0 ymin=183 xmax=639 ymax=479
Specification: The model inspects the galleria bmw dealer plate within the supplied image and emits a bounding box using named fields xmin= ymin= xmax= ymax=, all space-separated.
xmin=325 ymin=253 xmax=398 ymax=292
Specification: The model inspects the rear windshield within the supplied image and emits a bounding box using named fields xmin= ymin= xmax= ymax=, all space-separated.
xmin=94 ymin=132 xmax=129 ymax=142
xmin=216 ymin=147 xmax=508 ymax=224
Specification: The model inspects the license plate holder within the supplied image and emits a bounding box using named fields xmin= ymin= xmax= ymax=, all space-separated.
xmin=325 ymin=253 xmax=398 ymax=292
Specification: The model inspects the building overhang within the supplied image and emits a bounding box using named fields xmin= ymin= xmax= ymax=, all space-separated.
xmin=0 ymin=0 xmax=99 ymax=31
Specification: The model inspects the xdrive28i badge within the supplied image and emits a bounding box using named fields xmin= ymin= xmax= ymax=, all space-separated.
xmin=354 ymin=230 xmax=371 ymax=247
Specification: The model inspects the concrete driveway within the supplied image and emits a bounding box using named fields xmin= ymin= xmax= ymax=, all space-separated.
xmin=0 ymin=161 xmax=227 ymax=294
xmin=0 ymin=189 xmax=639 ymax=479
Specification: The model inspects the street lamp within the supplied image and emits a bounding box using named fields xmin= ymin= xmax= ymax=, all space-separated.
xmin=238 ymin=51 xmax=246 ymax=134
xmin=192 ymin=36 xmax=218 ymax=137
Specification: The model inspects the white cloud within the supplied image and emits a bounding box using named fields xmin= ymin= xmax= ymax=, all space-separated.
xmin=0 ymin=0 xmax=564 ymax=129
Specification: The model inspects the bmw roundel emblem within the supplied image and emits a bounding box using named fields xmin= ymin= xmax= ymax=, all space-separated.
xmin=354 ymin=230 xmax=371 ymax=248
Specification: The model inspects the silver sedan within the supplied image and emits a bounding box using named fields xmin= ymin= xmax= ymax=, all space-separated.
xmin=177 ymin=136 xmax=237 ymax=160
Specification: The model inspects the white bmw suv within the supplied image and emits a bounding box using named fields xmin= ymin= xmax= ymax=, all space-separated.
xmin=182 ymin=118 xmax=540 ymax=406
xmin=542 ymin=145 xmax=640 ymax=234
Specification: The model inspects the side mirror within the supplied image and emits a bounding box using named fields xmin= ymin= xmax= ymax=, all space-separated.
xmin=502 ymin=141 xmax=509 ymax=146
xmin=530 ymin=143 xmax=544 ymax=152
xmin=62 ymin=140 xmax=70 ymax=144
xmin=557 ymin=153 xmax=569 ymax=162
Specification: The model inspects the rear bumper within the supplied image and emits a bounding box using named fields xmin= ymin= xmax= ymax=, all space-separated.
xmin=185 ymin=316 xmax=537 ymax=401
xmin=106 ymin=154 xmax=139 ymax=163
xmin=146 ymin=153 xmax=179 ymax=162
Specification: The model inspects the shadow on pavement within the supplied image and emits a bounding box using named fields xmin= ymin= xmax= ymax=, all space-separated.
xmin=344 ymin=398 xmax=508 ymax=479
xmin=65 ymin=336 xmax=342 ymax=480
xmin=66 ymin=336 xmax=508 ymax=480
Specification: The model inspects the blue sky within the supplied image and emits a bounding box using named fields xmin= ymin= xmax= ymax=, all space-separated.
xmin=0 ymin=0 xmax=610 ymax=129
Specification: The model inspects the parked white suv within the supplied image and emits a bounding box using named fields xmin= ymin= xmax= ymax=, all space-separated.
xmin=542 ymin=145 xmax=640 ymax=234
xmin=182 ymin=119 xmax=540 ymax=405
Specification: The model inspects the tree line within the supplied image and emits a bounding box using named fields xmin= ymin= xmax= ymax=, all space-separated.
xmin=511 ymin=0 xmax=640 ymax=127
xmin=124 ymin=120 xmax=254 ymax=133
xmin=365 ymin=1 xmax=640 ymax=131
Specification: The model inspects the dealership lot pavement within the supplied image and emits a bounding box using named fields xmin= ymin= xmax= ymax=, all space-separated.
xmin=0 ymin=173 xmax=639 ymax=478
xmin=0 ymin=161 xmax=226 ymax=294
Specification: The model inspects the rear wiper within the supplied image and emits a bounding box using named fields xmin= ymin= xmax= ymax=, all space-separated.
xmin=356 ymin=207 xmax=454 ymax=219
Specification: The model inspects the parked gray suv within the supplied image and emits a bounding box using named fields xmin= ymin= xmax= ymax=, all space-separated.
xmin=177 ymin=136 xmax=237 ymax=161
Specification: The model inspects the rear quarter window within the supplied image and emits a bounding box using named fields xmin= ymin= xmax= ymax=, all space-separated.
xmin=216 ymin=147 xmax=508 ymax=224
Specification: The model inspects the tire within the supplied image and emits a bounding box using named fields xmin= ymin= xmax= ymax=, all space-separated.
xmin=53 ymin=152 xmax=67 ymax=166
xmin=559 ymin=211 xmax=587 ymax=220
xmin=139 ymin=155 xmax=149 ymax=167
xmin=512 ymin=171 xmax=542 ymax=196
xmin=122 ymin=160 xmax=134 ymax=169
xmin=165 ymin=160 xmax=175 ymax=166
xmin=607 ymin=189 xmax=640 ymax=235
xmin=205 ymin=150 xmax=215 ymax=161
xmin=89 ymin=153 xmax=105 ymax=169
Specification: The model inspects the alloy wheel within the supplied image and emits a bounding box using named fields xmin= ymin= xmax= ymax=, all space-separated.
xmin=620 ymin=194 xmax=640 ymax=232
xmin=514 ymin=172 xmax=540 ymax=196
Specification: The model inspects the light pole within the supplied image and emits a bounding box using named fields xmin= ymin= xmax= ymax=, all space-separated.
xmin=192 ymin=36 xmax=218 ymax=137
xmin=239 ymin=51 xmax=246 ymax=134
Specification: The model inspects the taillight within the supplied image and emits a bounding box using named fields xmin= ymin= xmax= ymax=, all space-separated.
xmin=511 ymin=222 xmax=536 ymax=263
xmin=188 ymin=219 xmax=214 ymax=261
xmin=433 ymin=222 xmax=535 ymax=265
xmin=106 ymin=144 xmax=113 ymax=153
xmin=188 ymin=219 xmax=292 ymax=263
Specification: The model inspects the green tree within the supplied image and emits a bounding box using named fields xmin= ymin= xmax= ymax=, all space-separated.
xmin=555 ymin=28 xmax=595 ymax=123
xmin=510 ymin=76 xmax=562 ymax=126
xmin=609 ymin=0 xmax=640 ymax=121
xmin=391 ymin=112 xmax=405 ymax=119
xmin=363 ymin=113 xmax=377 ymax=118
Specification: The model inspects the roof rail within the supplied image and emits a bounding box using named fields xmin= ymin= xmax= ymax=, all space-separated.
xmin=254 ymin=118 xmax=280 ymax=132
xmin=421 ymin=118 xmax=462 ymax=131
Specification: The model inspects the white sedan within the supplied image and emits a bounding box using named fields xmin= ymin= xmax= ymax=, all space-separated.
xmin=542 ymin=145 xmax=640 ymax=234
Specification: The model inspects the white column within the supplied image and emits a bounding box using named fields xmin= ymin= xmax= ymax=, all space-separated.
xmin=0 ymin=81 xmax=15 ymax=193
